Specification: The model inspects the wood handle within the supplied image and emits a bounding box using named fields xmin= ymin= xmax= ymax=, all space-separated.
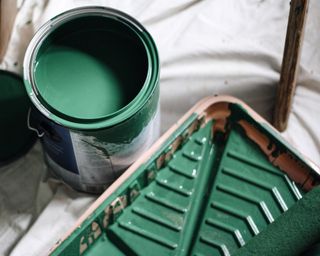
xmin=273 ymin=0 xmax=309 ymax=131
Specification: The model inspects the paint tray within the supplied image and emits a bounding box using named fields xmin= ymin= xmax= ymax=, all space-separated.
xmin=49 ymin=96 xmax=320 ymax=256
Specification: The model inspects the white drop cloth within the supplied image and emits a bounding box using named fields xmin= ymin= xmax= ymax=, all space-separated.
xmin=0 ymin=0 xmax=320 ymax=255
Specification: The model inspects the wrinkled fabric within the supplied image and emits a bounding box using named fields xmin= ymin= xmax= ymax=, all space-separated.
xmin=0 ymin=0 xmax=319 ymax=255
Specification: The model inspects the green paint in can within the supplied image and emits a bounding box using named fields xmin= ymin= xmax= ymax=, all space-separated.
xmin=24 ymin=7 xmax=160 ymax=193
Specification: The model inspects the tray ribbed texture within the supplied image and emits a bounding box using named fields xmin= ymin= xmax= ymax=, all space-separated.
xmin=87 ymin=121 xmax=301 ymax=256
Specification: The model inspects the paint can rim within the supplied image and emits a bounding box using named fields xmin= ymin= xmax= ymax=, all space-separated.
xmin=24 ymin=6 xmax=159 ymax=130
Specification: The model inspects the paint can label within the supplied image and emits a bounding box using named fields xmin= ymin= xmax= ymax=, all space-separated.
xmin=41 ymin=109 xmax=159 ymax=192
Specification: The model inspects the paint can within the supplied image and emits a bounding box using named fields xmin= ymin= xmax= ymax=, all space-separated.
xmin=23 ymin=7 xmax=160 ymax=193
xmin=0 ymin=70 xmax=36 ymax=166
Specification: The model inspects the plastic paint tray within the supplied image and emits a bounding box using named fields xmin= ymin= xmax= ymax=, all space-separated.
xmin=49 ymin=96 xmax=320 ymax=256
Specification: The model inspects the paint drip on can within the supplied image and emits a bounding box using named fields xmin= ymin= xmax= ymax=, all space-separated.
xmin=24 ymin=7 xmax=160 ymax=193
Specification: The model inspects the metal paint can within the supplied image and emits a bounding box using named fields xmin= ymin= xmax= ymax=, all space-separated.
xmin=0 ymin=70 xmax=36 ymax=166
xmin=23 ymin=7 xmax=160 ymax=193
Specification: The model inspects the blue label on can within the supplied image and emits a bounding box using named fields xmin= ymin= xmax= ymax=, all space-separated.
xmin=32 ymin=111 xmax=79 ymax=174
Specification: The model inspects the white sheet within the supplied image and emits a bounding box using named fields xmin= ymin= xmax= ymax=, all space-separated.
xmin=1 ymin=0 xmax=320 ymax=255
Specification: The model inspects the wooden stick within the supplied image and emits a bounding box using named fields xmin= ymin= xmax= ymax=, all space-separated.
xmin=273 ymin=0 xmax=309 ymax=131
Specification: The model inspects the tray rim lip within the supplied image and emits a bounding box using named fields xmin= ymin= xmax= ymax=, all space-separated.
xmin=48 ymin=95 xmax=320 ymax=255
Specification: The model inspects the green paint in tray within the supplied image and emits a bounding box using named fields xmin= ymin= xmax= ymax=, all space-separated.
xmin=49 ymin=97 xmax=320 ymax=256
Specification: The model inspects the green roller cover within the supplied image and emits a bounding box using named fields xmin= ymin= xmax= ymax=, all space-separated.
xmin=234 ymin=186 xmax=320 ymax=256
